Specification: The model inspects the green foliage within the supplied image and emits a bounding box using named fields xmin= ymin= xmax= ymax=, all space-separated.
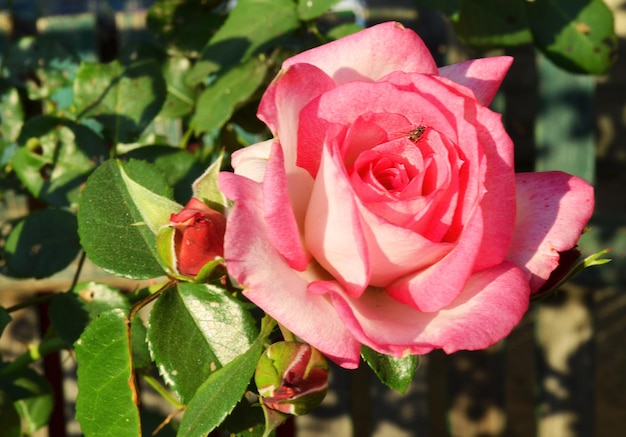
xmin=75 ymin=309 xmax=141 ymax=437
xmin=147 ymin=282 xmax=258 ymax=403
xmin=361 ymin=346 xmax=419 ymax=393
xmin=419 ymin=0 xmax=617 ymax=75
xmin=0 ymin=1 xmax=615 ymax=436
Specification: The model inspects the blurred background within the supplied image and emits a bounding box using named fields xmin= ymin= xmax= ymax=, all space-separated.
xmin=0 ymin=0 xmax=624 ymax=436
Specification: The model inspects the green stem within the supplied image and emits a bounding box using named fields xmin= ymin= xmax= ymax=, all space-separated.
xmin=6 ymin=294 xmax=55 ymax=313
xmin=179 ymin=125 xmax=194 ymax=149
xmin=0 ymin=336 xmax=67 ymax=376
xmin=141 ymin=373 xmax=184 ymax=409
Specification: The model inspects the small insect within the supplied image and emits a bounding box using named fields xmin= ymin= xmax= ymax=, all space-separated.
xmin=407 ymin=124 xmax=427 ymax=142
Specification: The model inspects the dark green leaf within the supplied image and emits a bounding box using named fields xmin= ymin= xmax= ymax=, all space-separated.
xmin=0 ymin=308 xmax=11 ymax=337
xmin=186 ymin=0 xmax=298 ymax=85
xmin=147 ymin=282 xmax=258 ymax=403
xmin=75 ymin=309 xmax=141 ymax=437
xmin=525 ymin=0 xmax=618 ymax=74
xmin=77 ymin=159 xmax=174 ymax=279
xmin=49 ymin=282 xmax=130 ymax=346
xmin=190 ymin=57 xmax=268 ymax=135
xmin=147 ymin=0 xmax=225 ymax=56
xmin=0 ymin=368 xmax=54 ymax=434
xmin=0 ymin=391 xmax=20 ymax=437
xmin=73 ymin=58 xmax=166 ymax=143
xmin=361 ymin=346 xmax=418 ymax=393
xmin=177 ymin=335 xmax=265 ymax=436
xmin=3 ymin=209 xmax=80 ymax=279
xmin=12 ymin=115 xmax=107 ymax=207
xmin=415 ymin=0 xmax=460 ymax=18
xmin=454 ymin=0 xmax=532 ymax=48
xmin=297 ymin=0 xmax=341 ymax=20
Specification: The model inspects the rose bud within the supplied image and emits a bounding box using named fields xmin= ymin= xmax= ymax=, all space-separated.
xmin=254 ymin=342 xmax=329 ymax=416
xmin=167 ymin=197 xmax=226 ymax=277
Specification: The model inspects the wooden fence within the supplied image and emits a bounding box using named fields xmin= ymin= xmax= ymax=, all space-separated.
xmin=1 ymin=1 xmax=625 ymax=436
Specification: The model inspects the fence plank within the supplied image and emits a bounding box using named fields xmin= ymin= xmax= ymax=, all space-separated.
xmin=534 ymin=52 xmax=596 ymax=437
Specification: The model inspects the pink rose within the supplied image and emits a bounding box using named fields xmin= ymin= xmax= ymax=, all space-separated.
xmin=169 ymin=197 xmax=226 ymax=277
xmin=219 ymin=22 xmax=594 ymax=368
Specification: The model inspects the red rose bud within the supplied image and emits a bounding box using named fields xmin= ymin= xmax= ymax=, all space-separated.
xmin=169 ymin=197 xmax=226 ymax=277
xmin=254 ymin=342 xmax=329 ymax=416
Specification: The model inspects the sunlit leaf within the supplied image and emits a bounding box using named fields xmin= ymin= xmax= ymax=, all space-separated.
xmin=297 ymin=0 xmax=341 ymax=20
xmin=190 ymin=57 xmax=267 ymax=136
xmin=147 ymin=282 xmax=258 ymax=403
xmin=177 ymin=329 xmax=267 ymax=436
xmin=525 ymin=0 xmax=618 ymax=74
xmin=74 ymin=58 xmax=166 ymax=144
xmin=186 ymin=0 xmax=298 ymax=85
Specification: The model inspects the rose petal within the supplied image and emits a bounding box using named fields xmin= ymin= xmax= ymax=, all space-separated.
xmin=263 ymin=142 xmax=310 ymax=271
xmin=231 ymin=139 xmax=273 ymax=183
xmin=283 ymin=22 xmax=438 ymax=85
xmin=386 ymin=201 xmax=484 ymax=312
xmin=258 ymin=63 xmax=334 ymax=226
xmin=506 ymin=172 xmax=594 ymax=292
xmin=305 ymin=143 xmax=370 ymax=297
xmin=438 ymin=56 xmax=514 ymax=106
xmin=219 ymin=172 xmax=361 ymax=368
xmin=325 ymin=261 xmax=530 ymax=356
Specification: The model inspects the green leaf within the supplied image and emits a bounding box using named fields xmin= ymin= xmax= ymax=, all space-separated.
xmin=0 ymin=391 xmax=20 ymax=437
xmin=190 ymin=57 xmax=268 ymax=136
xmin=4 ymin=35 xmax=80 ymax=102
xmin=11 ymin=115 xmax=107 ymax=207
xmin=3 ymin=209 xmax=80 ymax=279
xmin=75 ymin=309 xmax=141 ymax=437
xmin=78 ymin=159 xmax=172 ymax=279
xmin=160 ymin=56 xmax=198 ymax=119
xmin=525 ymin=0 xmax=618 ymax=74
xmin=73 ymin=58 xmax=166 ymax=144
xmin=454 ymin=0 xmax=532 ymax=48
xmin=147 ymin=0 xmax=225 ymax=57
xmin=147 ymin=282 xmax=258 ymax=403
xmin=186 ymin=0 xmax=298 ymax=85
xmin=0 ymin=85 xmax=24 ymax=145
xmin=361 ymin=346 xmax=418 ymax=393
xmin=49 ymin=282 xmax=130 ymax=346
xmin=326 ymin=23 xmax=364 ymax=40
xmin=297 ymin=0 xmax=341 ymax=20
xmin=191 ymin=152 xmax=226 ymax=213
xmin=0 ymin=308 xmax=11 ymax=337
xmin=0 ymin=368 xmax=54 ymax=434
xmin=177 ymin=333 xmax=266 ymax=436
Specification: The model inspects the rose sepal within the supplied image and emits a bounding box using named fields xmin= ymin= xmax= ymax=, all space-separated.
xmin=116 ymin=160 xmax=182 ymax=234
xmin=192 ymin=150 xmax=227 ymax=213
xmin=531 ymin=246 xmax=611 ymax=301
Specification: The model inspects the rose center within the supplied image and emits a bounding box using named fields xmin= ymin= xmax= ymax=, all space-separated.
xmin=365 ymin=156 xmax=413 ymax=193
